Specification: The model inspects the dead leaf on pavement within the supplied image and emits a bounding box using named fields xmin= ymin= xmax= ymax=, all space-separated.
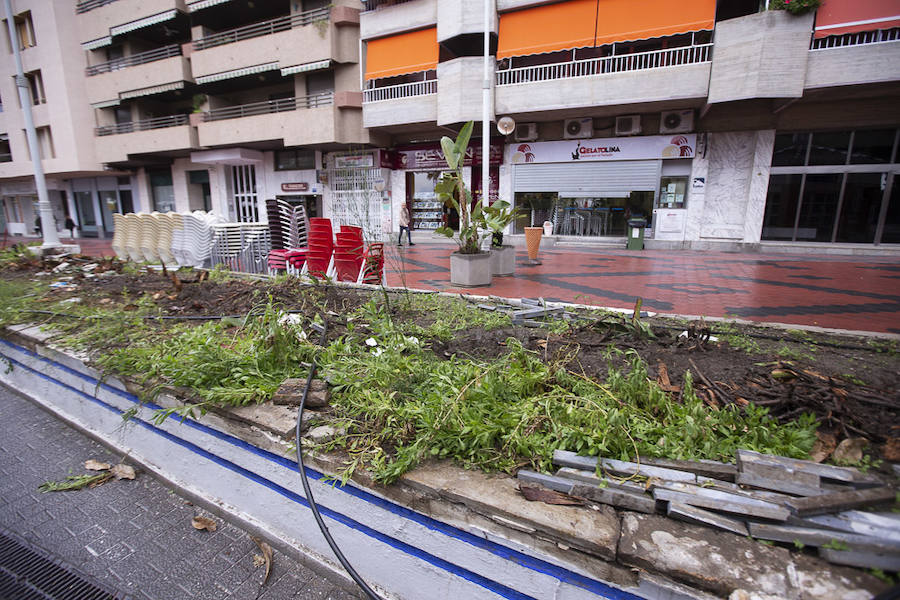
xmin=191 ymin=516 xmax=217 ymax=532
xmin=250 ymin=536 xmax=273 ymax=584
xmin=253 ymin=554 xmax=266 ymax=568
xmin=84 ymin=459 xmax=111 ymax=471
xmin=519 ymin=485 xmax=584 ymax=506
xmin=110 ymin=464 xmax=136 ymax=480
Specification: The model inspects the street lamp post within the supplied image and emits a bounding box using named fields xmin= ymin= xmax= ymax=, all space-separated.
xmin=482 ymin=0 xmax=491 ymax=208
xmin=4 ymin=0 xmax=60 ymax=249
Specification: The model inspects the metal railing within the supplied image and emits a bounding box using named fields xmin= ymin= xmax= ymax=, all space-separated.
xmin=192 ymin=7 xmax=330 ymax=51
xmin=361 ymin=0 xmax=417 ymax=11
xmin=810 ymin=27 xmax=900 ymax=50
xmin=86 ymin=44 xmax=182 ymax=76
xmin=363 ymin=79 xmax=437 ymax=103
xmin=95 ymin=114 xmax=188 ymax=137
xmin=75 ymin=0 xmax=119 ymax=14
xmin=496 ymin=43 xmax=713 ymax=86
xmin=202 ymin=92 xmax=333 ymax=122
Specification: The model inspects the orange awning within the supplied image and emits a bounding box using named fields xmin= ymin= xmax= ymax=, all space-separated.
xmin=497 ymin=0 xmax=716 ymax=59
xmin=814 ymin=0 xmax=900 ymax=38
xmin=365 ymin=27 xmax=438 ymax=80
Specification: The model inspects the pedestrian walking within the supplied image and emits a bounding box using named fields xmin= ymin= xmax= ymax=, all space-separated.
xmin=398 ymin=203 xmax=414 ymax=246
xmin=64 ymin=217 xmax=76 ymax=239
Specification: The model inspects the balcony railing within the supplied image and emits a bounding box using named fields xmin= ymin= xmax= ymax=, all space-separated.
xmin=496 ymin=43 xmax=713 ymax=86
xmin=363 ymin=79 xmax=437 ymax=103
xmin=95 ymin=114 xmax=188 ymax=136
xmin=202 ymin=92 xmax=333 ymax=122
xmin=192 ymin=7 xmax=329 ymax=51
xmin=75 ymin=0 xmax=120 ymax=14
xmin=361 ymin=0 xmax=417 ymax=10
xmin=86 ymin=44 xmax=182 ymax=76
xmin=810 ymin=27 xmax=900 ymax=50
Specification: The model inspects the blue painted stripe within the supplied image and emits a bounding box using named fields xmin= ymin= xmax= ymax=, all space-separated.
xmin=1 ymin=339 xmax=643 ymax=600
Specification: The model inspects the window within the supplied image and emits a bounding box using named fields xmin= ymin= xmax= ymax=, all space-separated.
xmin=3 ymin=197 xmax=21 ymax=222
xmin=23 ymin=127 xmax=55 ymax=160
xmin=24 ymin=70 xmax=45 ymax=105
xmin=15 ymin=12 xmax=36 ymax=50
xmin=149 ymin=169 xmax=175 ymax=212
xmin=0 ymin=136 xmax=10 ymax=162
xmin=275 ymin=148 xmax=316 ymax=171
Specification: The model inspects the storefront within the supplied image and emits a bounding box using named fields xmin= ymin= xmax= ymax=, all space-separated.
xmin=71 ymin=177 xmax=135 ymax=238
xmin=508 ymin=134 xmax=696 ymax=239
xmin=382 ymin=141 xmax=503 ymax=232
xmin=1 ymin=180 xmax=74 ymax=237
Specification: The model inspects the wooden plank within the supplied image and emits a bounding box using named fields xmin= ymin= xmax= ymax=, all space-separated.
xmin=840 ymin=510 xmax=900 ymax=533
xmin=642 ymin=457 xmax=737 ymax=482
xmin=667 ymin=502 xmax=749 ymax=537
xmin=696 ymin=476 xmax=792 ymax=503
xmin=570 ymin=483 xmax=658 ymax=514
xmin=653 ymin=487 xmax=790 ymax=521
xmin=516 ymin=470 xmax=574 ymax=495
xmin=804 ymin=514 xmax=900 ymax=539
xmin=740 ymin=462 xmax=821 ymax=488
xmin=818 ymin=548 xmax=900 ymax=571
xmin=552 ymin=450 xmax=696 ymax=483
xmin=736 ymin=449 xmax=880 ymax=485
xmin=555 ymin=467 xmax=647 ymax=494
xmin=784 ymin=486 xmax=896 ymax=517
xmin=735 ymin=471 xmax=826 ymax=497
xmin=748 ymin=522 xmax=900 ymax=554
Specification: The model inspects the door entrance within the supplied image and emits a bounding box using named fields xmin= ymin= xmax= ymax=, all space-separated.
xmin=231 ymin=165 xmax=259 ymax=222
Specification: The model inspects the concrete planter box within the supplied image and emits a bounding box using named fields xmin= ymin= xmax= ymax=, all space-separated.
xmin=450 ymin=251 xmax=492 ymax=287
xmin=490 ymin=245 xmax=516 ymax=276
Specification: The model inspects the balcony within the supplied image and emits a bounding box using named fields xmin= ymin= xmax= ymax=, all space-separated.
xmin=76 ymin=0 xmax=184 ymax=46
xmin=197 ymin=93 xmax=342 ymax=147
xmin=190 ymin=8 xmax=346 ymax=79
xmin=360 ymin=0 xmax=436 ymax=41
xmin=362 ymin=78 xmax=438 ymax=128
xmin=94 ymin=115 xmax=197 ymax=164
xmin=85 ymin=51 xmax=192 ymax=105
xmin=495 ymin=43 xmax=712 ymax=114
xmin=806 ymin=30 xmax=900 ymax=90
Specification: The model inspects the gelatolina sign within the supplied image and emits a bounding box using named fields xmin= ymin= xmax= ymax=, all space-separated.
xmin=509 ymin=134 xmax=696 ymax=164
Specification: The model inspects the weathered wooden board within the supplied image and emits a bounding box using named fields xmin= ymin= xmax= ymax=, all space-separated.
xmin=802 ymin=514 xmax=899 ymax=539
xmin=736 ymin=449 xmax=880 ymax=485
xmin=571 ymin=483 xmax=657 ymax=514
xmin=818 ymin=547 xmax=900 ymax=571
xmin=553 ymin=450 xmax=696 ymax=483
xmin=642 ymin=457 xmax=737 ymax=482
xmin=748 ymin=522 xmax=900 ymax=554
xmin=555 ymin=467 xmax=648 ymax=494
xmin=784 ymin=486 xmax=896 ymax=517
xmin=667 ymin=503 xmax=749 ymax=537
xmin=653 ymin=486 xmax=790 ymax=521
xmin=517 ymin=470 xmax=574 ymax=495
xmin=735 ymin=471 xmax=826 ymax=497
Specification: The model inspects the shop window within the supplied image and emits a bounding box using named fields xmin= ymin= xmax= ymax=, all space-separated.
xmin=808 ymin=131 xmax=851 ymax=166
xmin=835 ymin=173 xmax=885 ymax=244
xmin=762 ymin=174 xmax=802 ymax=241
xmin=275 ymin=148 xmax=316 ymax=171
xmin=796 ymin=174 xmax=842 ymax=241
xmin=772 ymin=133 xmax=809 ymax=167
xmin=408 ymin=171 xmax=447 ymax=231
xmin=850 ymin=129 xmax=896 ymax=165
xmin=657 ymin=177 xmax=687 ymax=209
xmin=149 ymin=169 xmax=175 ymax=213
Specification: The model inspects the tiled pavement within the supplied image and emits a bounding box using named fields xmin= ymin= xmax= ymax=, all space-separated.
xmin=4 ymin=235 xmax=900 ymax=334
xmin=0 ymin=385 xmax=359 ymax=600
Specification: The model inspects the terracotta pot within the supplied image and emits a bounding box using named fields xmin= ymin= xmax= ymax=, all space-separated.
xmin=524 ymin=227 xmax=543 ymax=262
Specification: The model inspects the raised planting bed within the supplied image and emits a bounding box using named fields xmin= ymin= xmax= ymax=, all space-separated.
xmin=0 ymin=247 xmax=898 ymax=598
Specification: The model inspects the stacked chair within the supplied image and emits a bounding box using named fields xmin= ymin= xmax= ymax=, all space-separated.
xmin=172 ymin=211 xmax=216 ymax=268
xmin=122 ymin=213 xmax=144 ymax=263
xmin=265 ymin=199 xmax=309 ymax=274
xmin=333 ymin=225 xmax=364 ymax=282
xmin=155 ymin=212 xmax=177 ymax=266
xmin=111 ymin=214 xmax=128 ymax=260
xmin=361 ymin=242 xmax=385 ymax=285
xmin=210 ymin=222 xmax=269 ymax=274
xmin=138 ymin=212 xmax=162 ymax=263
xmin=302 ymin=217 xmax=334 ymax=279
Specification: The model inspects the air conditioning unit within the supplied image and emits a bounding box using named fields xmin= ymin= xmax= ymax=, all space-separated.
xmin=615 ymin=115 xmax=642 ymax=136
xmin=513 ymin=122 xmax=538 ymax=142
xmin=659 ymin=109 xmax=694 ymax=134
xmin=563 ymin=118 xmax=593 ymax=139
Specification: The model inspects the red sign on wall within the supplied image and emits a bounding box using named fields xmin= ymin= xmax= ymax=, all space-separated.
xmin=281 ymin=182 xmax=309 ymax=192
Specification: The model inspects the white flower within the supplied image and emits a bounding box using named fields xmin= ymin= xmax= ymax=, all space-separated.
xmin=365 ymin=337 xmax=378 ymax=347
xmin=405 ymin=336 xmax=420 ymax=347
xmin=371 ymin=347 xmax=384 ymax=357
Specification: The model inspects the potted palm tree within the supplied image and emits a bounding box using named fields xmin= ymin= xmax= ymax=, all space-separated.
xmin=483 ymin=200 xmax=519 ymax=276
xmin=435 ymin=121 xmax=493 ymax=287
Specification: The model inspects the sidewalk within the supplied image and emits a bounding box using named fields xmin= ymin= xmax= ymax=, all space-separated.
xmin=5 ymin=234 xmax=899 ymax=334
xmin=0 ymin=385 xmax=358 ymax=600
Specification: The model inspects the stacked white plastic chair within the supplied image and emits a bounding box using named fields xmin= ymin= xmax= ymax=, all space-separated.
xmin=211 ymin=222 xmax=269 ymax=274
xmin=177 ymin=211 xmax=216 ymax=268
xmin=155 ymin=212 xmax=177 ymax=266
xmin=123 ymin=213 xmax=144 ymax=263
xmin=111 ymin=214 xmax=128 ymax=260
xmin=138 ymin=212 xmax=161 ymax=263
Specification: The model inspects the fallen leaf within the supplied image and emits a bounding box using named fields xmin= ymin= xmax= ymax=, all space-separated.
xmin=253 ymin=554 xmax=266 ymax=568
xmin=536 ymin=339 xmax=548 ymax=349
xmin=110 ymin=464 xmax=136 ymax=480
xmin=84 ymin=459 xmax=111 ymax=471
xmin=191 ymin=516 xmax=217 ymax=532
xmin=657 ymin=362 xmax=672 ymax=388
xmin=810 ymin=431 xmax=838 ymax=463
xmin=883 ymin=438 xmax=900 ymax=462
xmin=250 ymin=536 xmax=273 ymax=584
xmin=519 ymin=485 xmax=584 ymax=506
xmin=99 ymin=298 xmax=111 ymax=304
xmin=833 ymin=437 xmax=868 ymax=465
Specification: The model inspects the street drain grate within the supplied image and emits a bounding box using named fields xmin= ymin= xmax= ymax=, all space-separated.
xmin=0 ymin=527 xmax=129 ymax=600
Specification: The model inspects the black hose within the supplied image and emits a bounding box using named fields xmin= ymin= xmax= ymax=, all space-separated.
xmin=294 ymin=318 xmax=383 ymax=600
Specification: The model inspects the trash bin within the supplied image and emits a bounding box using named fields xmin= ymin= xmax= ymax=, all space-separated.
xmin=626 ymin=218 xmax=646 ymax=250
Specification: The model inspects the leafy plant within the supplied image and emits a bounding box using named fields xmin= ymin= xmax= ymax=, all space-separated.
xmin=482 ymin=200 xmax=520 ymax=248
xmin=434 ymin=121 xmax=489 ymax=254
xmin=769 ymin=0 xmax=821 ymax=15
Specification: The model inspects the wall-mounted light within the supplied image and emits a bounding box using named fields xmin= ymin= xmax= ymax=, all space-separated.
xmin=497 ymin=116 xmax=515 ymax=136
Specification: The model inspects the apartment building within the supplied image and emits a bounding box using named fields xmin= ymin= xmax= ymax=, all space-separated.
xmin=1 ymin=0 xmax=897 ymax=251
xmin=360 ymin=0 xmax=900 ymax=250
xmin=1 ymin=0 xmax=370 ymax=238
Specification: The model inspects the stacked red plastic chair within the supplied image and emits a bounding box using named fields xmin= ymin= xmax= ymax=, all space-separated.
xmin=361 ymin=242 xmax=385 ymax=285
xmin=333 ymin=225 xmax=364 ymax=282
xmin=265 ymin=199 xmax=308 ymax=274
xmin=304 ymin=217 xmax=334 ymax=279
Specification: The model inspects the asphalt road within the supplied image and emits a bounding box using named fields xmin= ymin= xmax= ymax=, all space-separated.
xmin=0 ymin=384 xmax=361 ymax=600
